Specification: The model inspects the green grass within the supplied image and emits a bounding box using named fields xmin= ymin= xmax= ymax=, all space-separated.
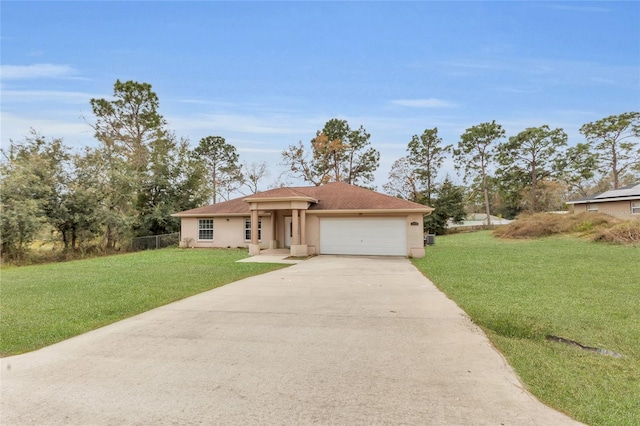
xmin=0 ymin=248 xmax=287 ymax=356
xmin=413 ymin=232 xmax=640 ymax=426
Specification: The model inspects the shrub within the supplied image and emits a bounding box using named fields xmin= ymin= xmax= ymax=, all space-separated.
xmin=494 ymin=212 xmax=624 ymax=241
xmin=593 ymin=220 xmax=640 ymax=245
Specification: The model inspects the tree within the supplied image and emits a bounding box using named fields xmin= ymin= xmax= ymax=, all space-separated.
xmin=0 ymin=133 xmax=103 ymax=258
xmin=241 ymin=161 xmax=270 ymax=194
xmin=341 ymin=123 xmax=380 ymax=186
xmin=496 ymin=125 xmax=567 ymax=212
xmin=281 ymin=119 xmax=380 ymax=186
xmin=62 ymin=149 xmax=105 ymax=250
xmin=519 ymin=179 xmax=566 ymax=212
xmin=407 ymin=127 xmax=452 ymax=205
xmin=454 ymin=121 xmax=505 ymax=226
xmin=494 ymin=169 xmax=528 ymax=219
xmin=31 ymin=137 xmax=96 ymax=251
xmin=171 ymin=139 xmax=209 ymax=212
xmin=135 ymin=134 xmax=207 ymax=235
xmin=580 ymin=112 xmax=640 ymax=189
xmin=90 ymin=80 xmax=165 ymax=172
xmin=555 ymin=143 xmax=598 ymax=198
xmin=90 ymin=80 xmax=206 ymax=241
xmin=89 ymin=80 xmax=168 ymax=247
xmin=194 ymin=136 xmax=241 ymax=203
xmin=281 ymin=140 xmax=323 ymax=185
xmin=423 ymin=177 xmax=466 ymax=235
xmin=0 ymin=136 xmax=47 ymax=260
xmin=383 ymin=157 xmax=423 ymax=202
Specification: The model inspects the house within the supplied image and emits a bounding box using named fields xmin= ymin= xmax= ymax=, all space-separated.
xmin=172 ymin=182 xmax=434 ymax=258
xmin=565 ymin=182 xmax=640 ymax=218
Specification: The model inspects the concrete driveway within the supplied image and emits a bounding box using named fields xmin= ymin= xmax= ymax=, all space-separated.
xmin=1 ymin=256 xmax=581 ymax=425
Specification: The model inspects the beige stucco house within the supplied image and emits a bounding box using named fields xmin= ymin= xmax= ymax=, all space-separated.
xmin=565 ymin=182 xmax=640 ymax=218
xmin=172 ymin=182 xmax=434 ymax=258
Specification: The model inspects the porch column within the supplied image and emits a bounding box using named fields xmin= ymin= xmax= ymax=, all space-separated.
xmin=290 ymin=208 xmax=308 ymax=257
xmin=300 ymin=209 xmax=306 ymax=245
xmin=251 ymin=209 xmax=259 ymax=244
xmin=249 ymin=208 xmax=260 ymax=255
xmin=270 ymin=210 xmax=277 ymax=249
xmin=291 ymin=209 xmax=300 ymax=245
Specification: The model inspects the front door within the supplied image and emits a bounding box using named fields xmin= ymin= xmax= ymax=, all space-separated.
xmin=284 ymin=216 xmax=292 ymax=247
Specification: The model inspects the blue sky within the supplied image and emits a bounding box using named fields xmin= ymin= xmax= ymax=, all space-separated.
xmin=2 ymin=1 xmax=639 ymax=189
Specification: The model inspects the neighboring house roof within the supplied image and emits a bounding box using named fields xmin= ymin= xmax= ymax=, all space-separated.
xmin=565 ymin=182 xmax=640 ymax=205
xmin=173 ymin=182 xmax=433 ymax=217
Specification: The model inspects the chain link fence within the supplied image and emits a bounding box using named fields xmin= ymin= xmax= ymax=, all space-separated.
xmin=130 ymin=232 xmax=180 ymax=251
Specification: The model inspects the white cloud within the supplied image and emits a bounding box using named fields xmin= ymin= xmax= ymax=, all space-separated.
xmin=237 ymin=147 xmax=284 ymax=154
xmin=550 ymin=5 xmax=610 ymax=13
xmin=390 ymin=98 xmax=458 ymax=108
xmin=0 ymin=112 xmax=93 ymax=147
xmin=0 ymin=63 xmax=79 ymax=80
xmin=168 ymin=112 xmax=324 ymax=139
xmin=498 ymin=87 xmax=539 ymax=94
xmin=446 ymin=60 xmax=507 ymax=71
xmin=1 ymin=89 xmax=100 ymax=104
xmin=445 ymin=57 xmax=639 ymax=90
xmin=588 ymin=76 xmax=616 ymax=85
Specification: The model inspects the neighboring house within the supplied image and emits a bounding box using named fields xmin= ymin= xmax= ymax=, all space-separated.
xmin=565 ymin=182 xmax=640 ymax=218
xmin=172 ymin=182 xmax=434 ymax=258
xmin=446 ymin=214 xmax=513 ymax=228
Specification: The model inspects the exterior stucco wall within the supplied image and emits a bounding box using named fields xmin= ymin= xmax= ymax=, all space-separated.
xmin=180 ymin=217 xmax=272 ymax=249
xmin=305 ymin=215 xmax=320 ymax=255
xmin=275 ymin=212 xmax=287 ymax=248
xmin=406 ymin=213 xmax=426 ymax=258
xmin=572 ymin=200 xmax=638 ymax=218
xmin=181 ymin=211 xmax=428 ymax=257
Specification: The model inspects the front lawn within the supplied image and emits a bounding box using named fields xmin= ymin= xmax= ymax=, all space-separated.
xmin=0 ymin=249 xmax=287 ymax=356
xmin=412 ymin=232 xmax=639 ymax=426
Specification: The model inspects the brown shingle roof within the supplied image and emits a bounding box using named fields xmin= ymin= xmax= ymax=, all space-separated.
xmin=173 ymin=182 xmax=432 ymax=216
xmin=174 ymin=197 xmax=250 ymax=215
xmin=244 ymin=186 xmax=315 ymax=200
xmin=302 ymin=182 xmax=430 ymax=211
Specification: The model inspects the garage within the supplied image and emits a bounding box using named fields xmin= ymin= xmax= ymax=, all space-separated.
xmin=319 ymin=217 xmax=407 ymax=256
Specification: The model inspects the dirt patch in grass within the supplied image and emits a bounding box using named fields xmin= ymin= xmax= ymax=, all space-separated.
xmin=494 ymin=212 xmax=639 ymax=245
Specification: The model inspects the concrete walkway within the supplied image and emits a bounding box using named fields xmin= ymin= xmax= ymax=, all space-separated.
xmin=236 ymin=248 xmax=306 ymax=264
xmin=1 ymin=256 xmax=581 ymax=425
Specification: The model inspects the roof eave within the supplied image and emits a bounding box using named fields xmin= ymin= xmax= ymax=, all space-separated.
xmin=172 ymin=212 xmax=267 ymax=218
xmin=307 ymin=208 xmax=434 ymax=215
xmin=566 ymin=195 xmax=640 ymax=205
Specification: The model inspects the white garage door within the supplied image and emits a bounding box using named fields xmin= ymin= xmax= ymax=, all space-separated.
xmin=319 ymin=217 xmax=407 ymax=256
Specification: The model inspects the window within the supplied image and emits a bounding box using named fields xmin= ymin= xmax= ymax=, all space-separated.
xmin=244 ymin=218 xmax=262 ymax=241
xmin=632 ymin=202 xmax=640 ymax=215
xmin=586 ymin=204 xmax=598 ymax=212
xmin=198 ymin=219 xmax=213 ymax=240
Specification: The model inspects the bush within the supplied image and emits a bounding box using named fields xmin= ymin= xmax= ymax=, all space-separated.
xmin=494 ymin=212 xmax=625 ymax=241
xmin=593 ymin=220 xmax=640 ymax=245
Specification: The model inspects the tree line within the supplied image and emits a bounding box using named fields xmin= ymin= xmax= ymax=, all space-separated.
xmin=284 ymin=113 xmax=639 ymax=233
xmin=1 ymin=80 xmax=269 ymax=260
xmin=1 ymin=79 xmax=639 ymax=261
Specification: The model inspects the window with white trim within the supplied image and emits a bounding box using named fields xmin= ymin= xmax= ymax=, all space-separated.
xmin=198 ymin=219 xmax=214 ymax=240
xmin=632 ymin=202 xmax=640 ymax=215
xmin=244 ymin=218 xmax=262 ymax=241
xmin=586 ymin=204 xmax=598 ymax=212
